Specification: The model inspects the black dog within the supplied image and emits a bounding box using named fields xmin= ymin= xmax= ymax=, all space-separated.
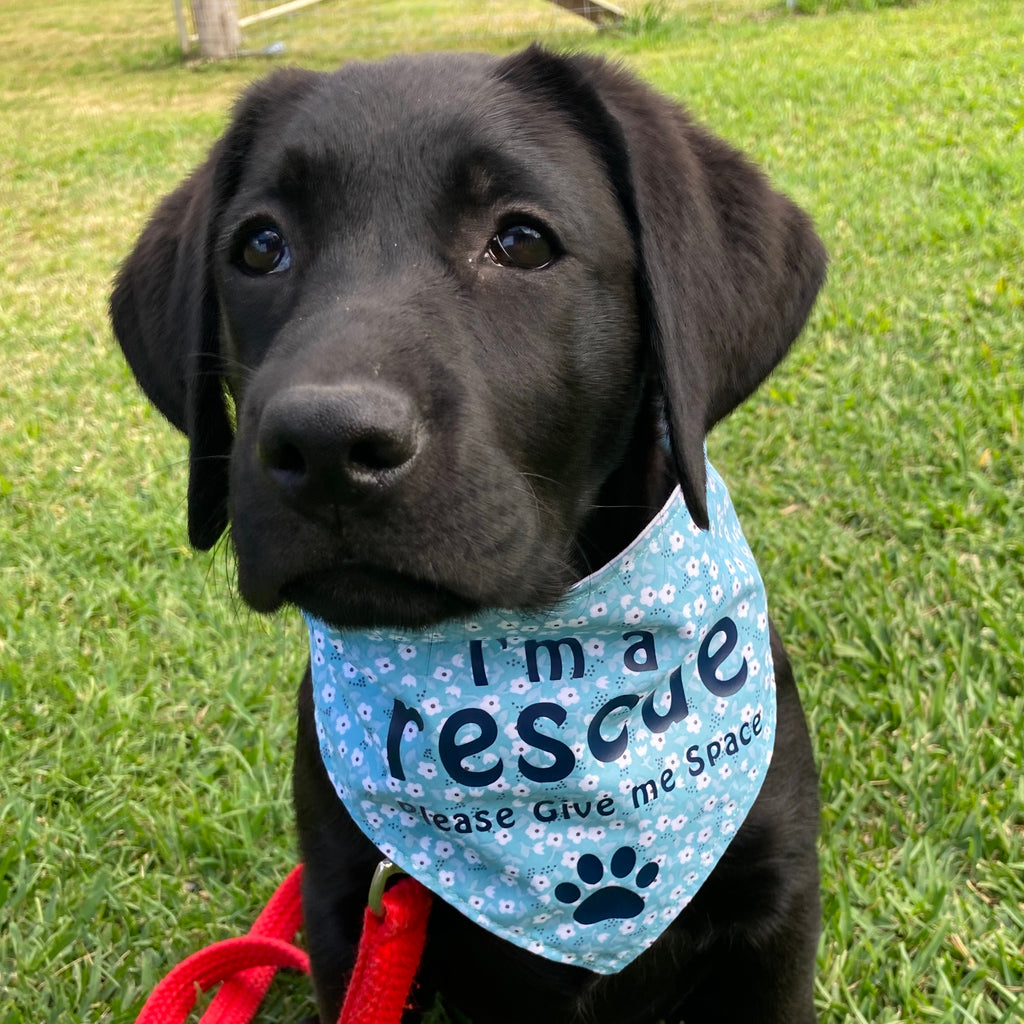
xmin=112 ymin=47 xmax=825 ymax=1024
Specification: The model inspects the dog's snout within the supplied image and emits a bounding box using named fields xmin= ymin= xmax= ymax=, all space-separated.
xmin=257 ymin=382 xmax=421 ymax=512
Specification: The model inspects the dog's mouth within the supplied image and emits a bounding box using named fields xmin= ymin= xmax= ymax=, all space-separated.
xmin=280 ymin=560 xmax=481 ymax=630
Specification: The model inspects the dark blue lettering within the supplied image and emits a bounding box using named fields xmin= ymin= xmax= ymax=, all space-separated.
xmin=698 ymin=617 xmax=748 ymax=697
xmin=469 ymin=639 xmax=489 ymax=686
xmin=631 ymin=779 xmax=658 ymax=807
xmin=588 ymin=694 xmax=639 ymax=762
xmin=641 ymin=666 xmax=690 ymax=733
xmin=385 ymin=698 xmax=423 ymax=782
xmin=525 ymin=637 xmax=585 ymax=682
xmin=623 ymin=630 xmax=658 ymax=673
xmin=438 ymin=708 xmax=501 ymax=786
xmin=517 ymin=702 xmax=575 ymax=783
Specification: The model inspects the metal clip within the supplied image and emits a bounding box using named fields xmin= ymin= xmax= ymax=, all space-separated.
xmin=367 ymin=859 xmax=406 ymax=918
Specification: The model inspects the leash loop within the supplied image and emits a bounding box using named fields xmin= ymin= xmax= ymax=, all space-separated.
xmin=367 ymin=859 xmax=406 ymax=918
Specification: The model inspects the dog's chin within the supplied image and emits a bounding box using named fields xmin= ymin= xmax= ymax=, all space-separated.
xmin=276 ymin=563 xmax=483 ymax=631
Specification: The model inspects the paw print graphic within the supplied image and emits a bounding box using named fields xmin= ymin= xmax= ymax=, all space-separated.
xmin=554 ymin=846 xmax=659 ymax=925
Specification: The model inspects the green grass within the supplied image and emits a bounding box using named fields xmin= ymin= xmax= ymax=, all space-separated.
xmin=2 ymin=1 xmax=1022 ymax=1021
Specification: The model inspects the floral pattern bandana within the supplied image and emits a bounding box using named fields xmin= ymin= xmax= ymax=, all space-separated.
xmin=304 ymin=460 xmax=776 ymax=973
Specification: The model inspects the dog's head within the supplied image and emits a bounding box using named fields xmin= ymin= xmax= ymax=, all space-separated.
xmin=111 ymin=47 xmax=825 ymax=629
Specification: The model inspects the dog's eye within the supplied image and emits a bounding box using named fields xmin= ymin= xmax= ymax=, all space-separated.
xmin=486 ymin=223 xmax=558 ymax=270
xmin=238 ymin=226 xmax=291 ymax=275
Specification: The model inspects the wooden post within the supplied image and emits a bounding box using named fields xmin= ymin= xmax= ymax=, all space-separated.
xmin=544 ymin=0 xmax=626 ymax=23
xmin=191 ymin=0 xmax=241 ymax=59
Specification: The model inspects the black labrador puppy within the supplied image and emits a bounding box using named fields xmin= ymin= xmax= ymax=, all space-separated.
xmin=112 ymin=47 xmax=825 ymax=1024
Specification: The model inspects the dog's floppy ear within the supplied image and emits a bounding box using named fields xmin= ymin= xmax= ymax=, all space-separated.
xmin=110 ymin=69 xmax=320 ymax=549
xmin=499 ymin=49 xmax=827 ymax=528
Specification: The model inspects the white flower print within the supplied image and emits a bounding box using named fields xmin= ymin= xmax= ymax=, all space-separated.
xmin=640 ymin=586 xmax=657 ymax=606
xmin=558 ymin=687 xmax=580 ymax=706
xmin=398 ymin=645 xmax=416 ymax=661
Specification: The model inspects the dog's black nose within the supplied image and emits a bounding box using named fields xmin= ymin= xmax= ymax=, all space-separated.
xmin=257 ymin=382 xmax=421 ymax=512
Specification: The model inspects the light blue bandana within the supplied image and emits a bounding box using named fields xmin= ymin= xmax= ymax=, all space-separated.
xmin=304 ymin=461 xmax=776 ymax=974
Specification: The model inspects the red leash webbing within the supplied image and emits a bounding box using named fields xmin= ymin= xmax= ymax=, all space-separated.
xmin=132 ymin=864 xmax=432 ymax=1024
xmin=337 ymin=878 xmax=433 ymax=1024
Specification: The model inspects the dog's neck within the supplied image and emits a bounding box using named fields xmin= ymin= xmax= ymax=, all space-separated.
xmin=574 ymin=403 xmax=676 ymax=579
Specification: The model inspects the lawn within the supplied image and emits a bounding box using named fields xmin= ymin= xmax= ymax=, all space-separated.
xmin=1 ymin=0 xmax=1022 ymax=1021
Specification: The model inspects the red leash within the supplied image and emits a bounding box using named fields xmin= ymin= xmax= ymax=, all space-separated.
xmin=134 ymin=864 xmax=431 ymax=1024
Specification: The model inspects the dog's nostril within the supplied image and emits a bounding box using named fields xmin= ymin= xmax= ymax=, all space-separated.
xmin=348 ymin=433 xmax=416 ymax=473
xmin=270 ymin=439 xmax=308 ymax=476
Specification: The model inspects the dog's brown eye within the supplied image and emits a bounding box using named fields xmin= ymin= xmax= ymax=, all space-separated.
xmin=486 ymin=223 xmax=557 ymax=270
xmin=240 ymin=227 xmax=291 ymax=275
